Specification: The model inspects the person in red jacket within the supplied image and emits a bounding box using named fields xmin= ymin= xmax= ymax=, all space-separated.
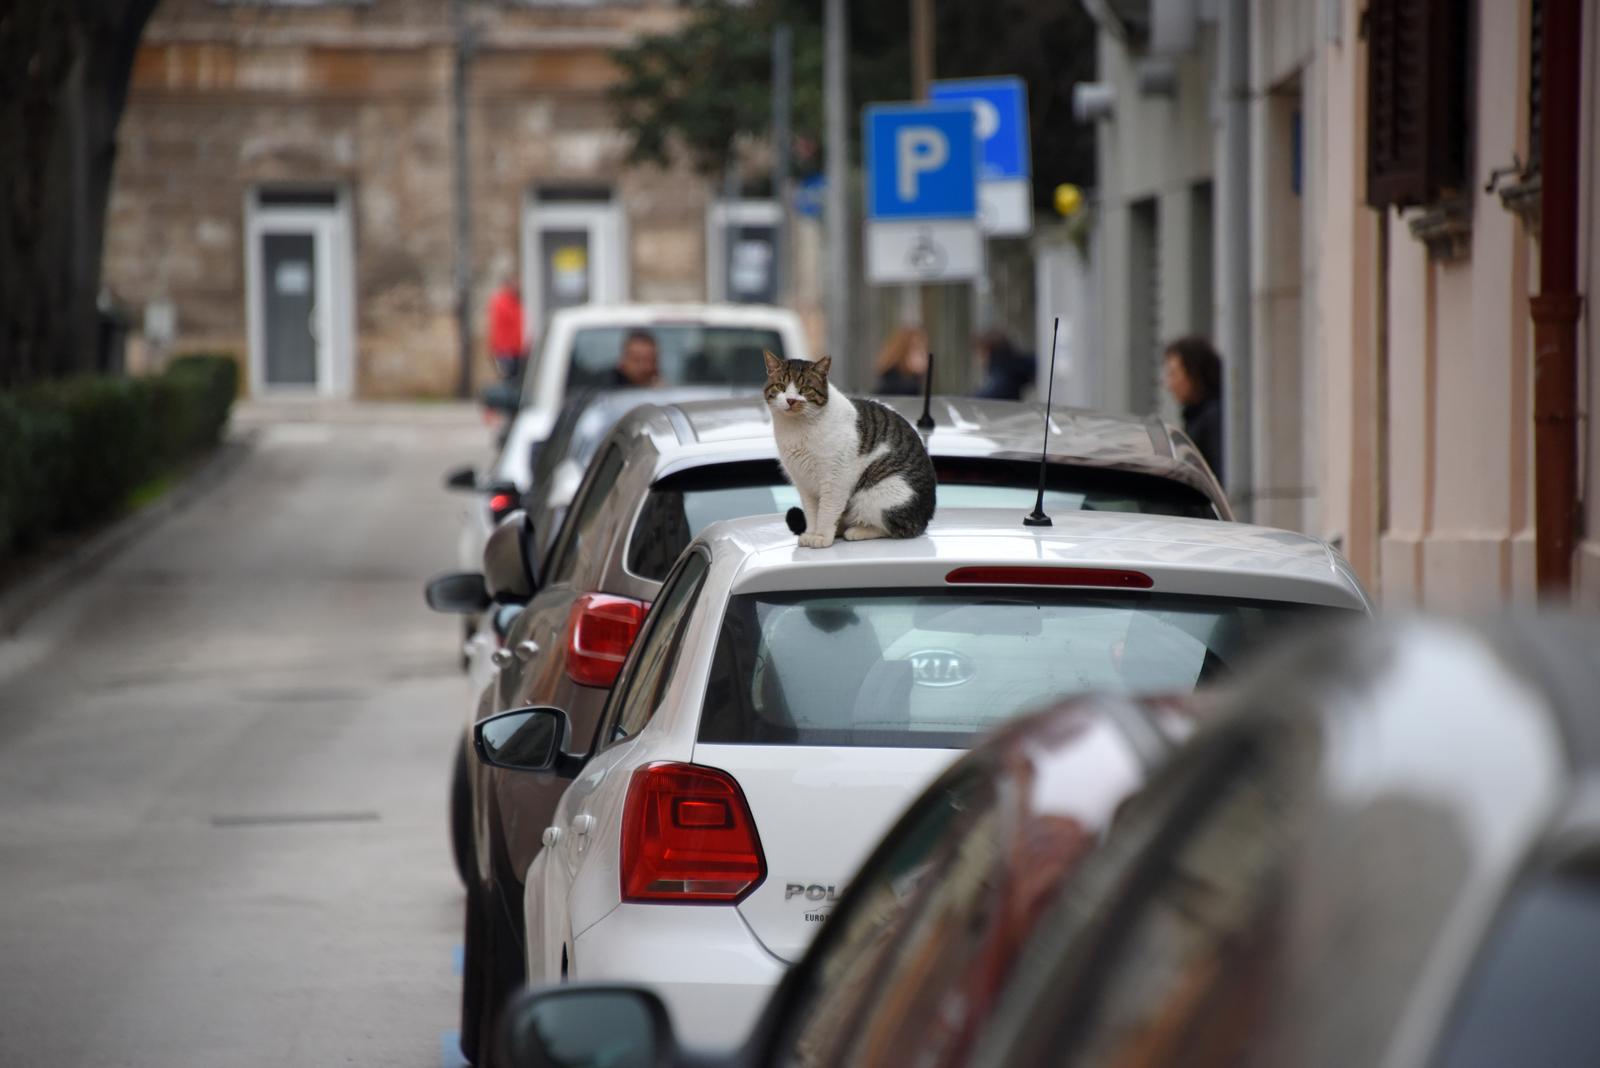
xmin=487 ymin=274 xmax=526 ymax=380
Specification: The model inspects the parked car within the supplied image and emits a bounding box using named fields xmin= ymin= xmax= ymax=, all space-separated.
xmin=446 ymin=300 xmax=800 ymax=613
xmin=474 ymin=507 xmax=1368 ymax=1053
xmin=426 ymin=388 xmax=1251 ymax=1063
xmin=490 ymin=692 xmax=1186 ymax=1068
xmin=498 ymin=616 xmax=1600 ymax=1068
xmin=447 ymin=385 xmax=754 ymax=643
xmin=493 ymin=302 xmax=811 ymax=480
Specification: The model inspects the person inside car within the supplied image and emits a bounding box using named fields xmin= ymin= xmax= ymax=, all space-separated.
xmin=609 ymin=329 xmax=663 ymax=388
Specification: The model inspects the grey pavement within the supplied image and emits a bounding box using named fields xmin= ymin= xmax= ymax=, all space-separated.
xmin=0 ymin=403 xmax=491 ymax=1067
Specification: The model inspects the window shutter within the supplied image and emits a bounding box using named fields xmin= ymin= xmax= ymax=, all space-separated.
xmin=1365 ymin=0 xmax=1471 ymax=209
xmin=1527 ymin=0 xmax=1543 ymax=173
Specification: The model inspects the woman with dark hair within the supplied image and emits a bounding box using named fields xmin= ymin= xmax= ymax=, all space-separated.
xmin=873 ymin=325 xmax=930 ymax=395
xmin=1163 ymin=336 xmax=1224 ymax=481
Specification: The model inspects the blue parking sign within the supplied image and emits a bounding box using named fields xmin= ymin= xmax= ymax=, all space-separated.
xmin=930 ymin=77 xmax=1030 ymax=182
xmin=864 ymin=103 xmax=978 ymax=221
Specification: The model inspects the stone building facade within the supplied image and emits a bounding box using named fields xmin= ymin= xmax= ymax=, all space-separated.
xmin=103 ymin=0 xmax=721 ymax=398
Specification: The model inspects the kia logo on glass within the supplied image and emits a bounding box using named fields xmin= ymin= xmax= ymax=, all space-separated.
xmin=907 ymin=649 xmax=975 ymax=687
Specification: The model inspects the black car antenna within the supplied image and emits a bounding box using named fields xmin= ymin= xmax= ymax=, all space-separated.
xmin=1023 ymin=317 xmax=1061 ymax=528
xmin=916 ymin=350 xmax=935 ymax=431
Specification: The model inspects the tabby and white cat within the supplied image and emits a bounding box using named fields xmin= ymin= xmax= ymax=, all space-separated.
xmin=763 ymin=351 xmax=937 ymax=548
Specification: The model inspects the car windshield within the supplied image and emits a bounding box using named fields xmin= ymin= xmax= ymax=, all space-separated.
xmin=699 ymin=589 xmax=1345 ymax=748
xmin=626 ymin=460 xmax=1220 ymax=580
xmin=563 ymin=325 xmax=783 ymax=395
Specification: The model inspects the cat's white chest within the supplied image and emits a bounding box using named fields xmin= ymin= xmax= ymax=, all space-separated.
xmin=774 ymin=402 xmax=856 ymax=491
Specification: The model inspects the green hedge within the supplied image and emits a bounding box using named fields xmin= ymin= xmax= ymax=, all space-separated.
xmin=0 ymin=354 xmax=238 ymax=559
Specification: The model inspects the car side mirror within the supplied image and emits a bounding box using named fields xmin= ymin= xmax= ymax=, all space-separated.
xmin=499 ymin=983 xmax=676 ymax=1068
xmin=424 ymin=572 xmax=491 ymax=615
xmin=474 ymin=707 xmax=583 ymax=778
xmin=445 ymin=466 xmax=478 ymax=492
xmin=482 ymin=381 xmax=521 ymax=416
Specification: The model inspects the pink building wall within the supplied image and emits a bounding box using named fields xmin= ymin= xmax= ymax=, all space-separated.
xmin=1314 ymin=0 xmax=1592 ymax=607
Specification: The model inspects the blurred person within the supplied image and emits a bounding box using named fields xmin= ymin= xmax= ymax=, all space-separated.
xmin=1164 ymin=335 xmax=1224 ymax=482
xmin=873 ymin=325 xmax=929 ymax=395
xmin=610 ymin=329 xmax=662 ymax=387
xmin=487 ymin=273 xmax=526 ymax=380
xmin=973 ymin=328 xmax=1036 ymax=401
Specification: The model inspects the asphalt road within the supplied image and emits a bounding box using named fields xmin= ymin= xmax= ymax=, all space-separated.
xmin=0 ymin=404 xmax=489 ymax=1067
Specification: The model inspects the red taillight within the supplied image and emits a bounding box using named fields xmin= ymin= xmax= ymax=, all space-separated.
xmin=564 ymin=593 xmax=647 ymax=688
xmin=488 ymin=492 xmax=517 ymax=521
xmin=621 ymin=763 xmax=766 ymax=903
xmin=944 ymin=565 xmax=1154 ymax=589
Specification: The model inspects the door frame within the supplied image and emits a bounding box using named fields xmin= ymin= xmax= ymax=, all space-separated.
xmin=244 ymin=188 xmax=356 ymax=398
xmin=520 ymin=198 xmax=628 ymax=336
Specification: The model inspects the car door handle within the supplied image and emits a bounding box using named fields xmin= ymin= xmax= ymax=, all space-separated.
xmin=571 ymin=814 xmax=595 ymax=836
xmin=491 ymin=648 xmax=515 ymax=669
xmin=514 ymin=639 xmax=540 ymax=662
xmin=542 ymin=826 xmax=562 ymax=848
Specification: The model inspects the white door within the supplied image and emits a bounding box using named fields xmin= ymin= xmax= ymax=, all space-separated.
xmin=245 ymin=192 xmax=355 ymax=398
xmin=706 ymin=199 xmax=781 ymax=304
xmin=522 ymin=200 xmax=626 ymax=334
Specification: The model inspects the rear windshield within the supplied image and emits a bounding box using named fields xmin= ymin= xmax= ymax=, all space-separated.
xmin=626 ymin=460 xmax=1219 ymax=581
xmin=698 ymin=589 xmax=1342 ymax=748
xmin=564 ymin=325 xmax=783 ymax=395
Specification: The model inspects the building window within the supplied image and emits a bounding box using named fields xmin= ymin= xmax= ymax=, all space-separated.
xmin=1364 ymin=0 xmax=1471 ymax=210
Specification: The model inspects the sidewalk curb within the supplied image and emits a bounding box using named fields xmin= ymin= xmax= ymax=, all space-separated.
xmin=0 ymin=430 xmax=258 ymax=638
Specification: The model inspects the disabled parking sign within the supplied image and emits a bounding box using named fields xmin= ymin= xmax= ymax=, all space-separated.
xmin=863 ymin=102 xmax=981 ymax=284
xmin=930 ymin=77 xmax=1033 ymax=236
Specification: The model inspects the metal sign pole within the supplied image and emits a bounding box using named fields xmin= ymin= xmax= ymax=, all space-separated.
xmin=824 ymin=0 xmax=851 ymax=378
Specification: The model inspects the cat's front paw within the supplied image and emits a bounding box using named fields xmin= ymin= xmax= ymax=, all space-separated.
xmin=797 ymin=532 xmax=834 ymax=549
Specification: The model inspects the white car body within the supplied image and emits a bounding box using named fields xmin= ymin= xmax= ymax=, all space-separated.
xmin=522 ymin=508 xmax=1370 ymax=1046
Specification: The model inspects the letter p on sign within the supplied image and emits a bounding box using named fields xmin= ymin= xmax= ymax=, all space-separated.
xmin=896 ymin=126 xmax=948 ymax=202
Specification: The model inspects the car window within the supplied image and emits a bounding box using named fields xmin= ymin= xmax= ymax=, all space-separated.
xmin=597 ymin=551 xmax=710 ymax=747
xmin=699 ymin=589 xmax=1346 ymax=748
xmin=564 ymin=325 xmax=782 ymax=396
xmin=1430 ymin=870 xmax=1600 ymax=1068
xmin=625 ymin=459 xmax=1224 ymax=582
xmin=931 ymin=456 xmax=1219 ymax=520
xmin=628 ymin=465 xmax=802 ymax=579
xmin=543 ymin=444 xmax=625 ymax=586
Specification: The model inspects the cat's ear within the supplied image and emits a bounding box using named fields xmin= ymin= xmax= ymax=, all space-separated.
xmin=811 ymin=355 xmax=833 ymax=378
xmin=762 ymin=350 xmax=784 ymax=378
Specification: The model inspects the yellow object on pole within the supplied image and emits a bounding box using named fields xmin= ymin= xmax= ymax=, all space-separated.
xmin=1054 ymin=183 xmax=1083 ymax=218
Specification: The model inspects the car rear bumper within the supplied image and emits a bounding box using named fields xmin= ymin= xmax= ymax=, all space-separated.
xmin=572 ymin=903 xmax=788 ymax=1048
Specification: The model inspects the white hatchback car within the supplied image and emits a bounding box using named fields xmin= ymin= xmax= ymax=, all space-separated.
xmin=474 ymin=508 xmax=1370 ymax=1047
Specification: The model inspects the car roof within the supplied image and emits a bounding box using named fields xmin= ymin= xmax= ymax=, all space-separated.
xmin=565 ymin=385 xmax=752 ymax=423
xmin=669 ymin=394 xmax=1169 ymax=456
xmin=1250 ymin=615 xmax=1600 ymax=783
xmin=611 ymin=394 xmax=1226 ymax=508
xmin=691 ymin=508 xmax=1368 ymax=609
xmin=544 ymin=302 xmax=805 ymax=330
